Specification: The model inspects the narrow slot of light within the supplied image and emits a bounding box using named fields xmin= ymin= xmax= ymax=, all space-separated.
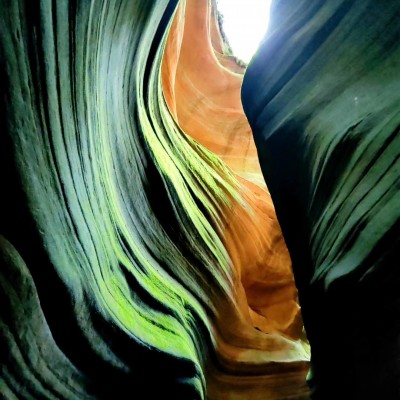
xmin=216 ymin=0 xmax=272 ymax=64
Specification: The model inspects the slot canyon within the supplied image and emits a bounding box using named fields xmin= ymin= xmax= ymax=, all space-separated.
xmin=0 ymin=0 xmax=399 ymax=399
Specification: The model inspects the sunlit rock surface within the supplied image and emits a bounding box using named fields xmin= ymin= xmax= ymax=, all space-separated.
xmin=0 ymin=0 xmax=309 ymax=399
xmin=242 ymin=0 xmax=400 ymax=399
xmin=162 ymin=0 xmax=304 ymax=341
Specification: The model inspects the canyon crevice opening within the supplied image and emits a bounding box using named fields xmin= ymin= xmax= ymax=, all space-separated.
xmin=1 ymin=1 xmax=399 ymax=399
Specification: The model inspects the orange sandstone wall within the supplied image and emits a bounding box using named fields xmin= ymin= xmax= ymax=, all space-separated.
xmin=162 ymin=0 xmax=303 ymax=340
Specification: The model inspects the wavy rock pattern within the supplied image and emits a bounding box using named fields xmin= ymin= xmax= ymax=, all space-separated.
xmin=5 ymin=0 xmax=398 ymax=398
xmin=162 ymin=0 xmax=304 ymax=342
xmin=0 ymin=1 xmax=309 ymax=399
xmin=243 ymin=0 xmax=400 ymax=398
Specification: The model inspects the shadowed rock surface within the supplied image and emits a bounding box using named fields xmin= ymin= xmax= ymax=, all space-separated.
xmin=242 ymin=0 xmax=400 ymax=398
xmin=1 ymin=0 xmax=399 ymax=398
xmin=0 ymin=0 xmax=308 ymax=399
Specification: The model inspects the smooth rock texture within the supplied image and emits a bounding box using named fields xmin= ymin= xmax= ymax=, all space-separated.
xmin=162 ymin=0 xmax=304 ymax=342
xmin=242 ymin=0 xmax=400 ymax=398
xmin=0 ymin=1 xmax=309 ymax=399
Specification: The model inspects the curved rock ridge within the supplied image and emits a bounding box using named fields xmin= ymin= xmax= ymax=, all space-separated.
xmin=1 ymin=0 xmax=309 ymax=399
xmin=162 ymin=0 xmax=305 ymax=341
xmin=242 ymin=0 xmax=400 ymax=398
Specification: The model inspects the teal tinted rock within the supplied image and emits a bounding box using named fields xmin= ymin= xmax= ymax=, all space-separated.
xmin=243 ymin=1 xmax=400 ymax=398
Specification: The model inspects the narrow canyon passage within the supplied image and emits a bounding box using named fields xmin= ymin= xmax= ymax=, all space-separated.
xmin=1 ymin=1 xmax=399 ymax=399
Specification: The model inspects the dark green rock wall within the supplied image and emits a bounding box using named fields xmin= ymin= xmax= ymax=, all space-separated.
xmin=242 ymin=1 xmax=400 ymax=398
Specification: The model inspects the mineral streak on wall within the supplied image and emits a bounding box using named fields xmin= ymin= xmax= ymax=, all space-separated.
xmin=0 ymin=1 xmax=309 ymax=399
xmin=242 ymin=0 xmax=400 ymax=399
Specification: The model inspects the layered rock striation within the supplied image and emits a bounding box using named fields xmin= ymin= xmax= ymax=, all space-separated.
xmin=242 ymin=0 xmax=400 ymax=398
xmin=2 ymin=0 xmax=398 ymax=398
xmin=0 ymin=1 xmax=308 ymax=399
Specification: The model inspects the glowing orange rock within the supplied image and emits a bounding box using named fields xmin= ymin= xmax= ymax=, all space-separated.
xmin=162 ymin=0 xmax=303 ymax=340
